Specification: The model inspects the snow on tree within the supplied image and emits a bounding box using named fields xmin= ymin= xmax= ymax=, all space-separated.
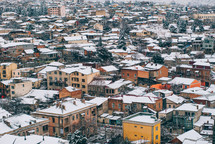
xmin=67 ymin=130 xmax=87 ymax=144
xmin=152 ymin=52 xmax=164 ymax=64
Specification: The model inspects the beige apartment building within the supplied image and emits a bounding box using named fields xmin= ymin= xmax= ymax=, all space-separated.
xmin=0 ymin=63 xmax=17 ymax=80
xmin=47 ymin=66 xmax=100 ymax=94
xmin=48 ymin=5 xmax=65 ymax=17
xmin=32 ymin=99 xmax=97 ymax=138
xmin=10 ymin=78 xmax=32 ymax=98
xmin=12 ymin=67 xmax=34 ymax=78
xmin=193 ymin=13 xmax=215 ymax=21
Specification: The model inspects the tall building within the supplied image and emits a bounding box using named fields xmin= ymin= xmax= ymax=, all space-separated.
xmin=48 ymin=4 xmax=65 ymax=17
xmin=0 ymin=63 xmax=17 ymax=80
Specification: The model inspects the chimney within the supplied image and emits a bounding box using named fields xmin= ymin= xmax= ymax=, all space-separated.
xmin=73 ymin=101 xmax=76 ymax=105
xmin=196 ymin=105 xmax=199 ymax=109
xmin=81 ymin=99 xmax=85 ymax=104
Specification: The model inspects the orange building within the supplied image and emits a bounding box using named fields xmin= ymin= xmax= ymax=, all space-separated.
xmin=108 ymin=95 xmax=163 ymax=114
xmin=32 ymin=99 xmax=97 ymax=138
xmin=121 ymin=63 xmax=168 ymax=85
xmin=59 ymin=86 xmax=82 ymax=99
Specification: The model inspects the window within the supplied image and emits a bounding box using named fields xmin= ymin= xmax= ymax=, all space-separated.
xmin=55 ymin=77 xmax=57 ymax=81
xmin=134 ymin=126 xmax=137 ymax=128
xmin=82 ymin=85 xmax=85 ymax=88
xmin=12 ymin=91 xmax=15 ymax=94
xmin=169 ymin=105 xmax=171 ymax=108
xmin=123 ymin=73 xmax=125 ymax=76
xmin=156 ymin=135 xmax=158 ymax=140
xmin=52 ymin=118 xmax=55 ymax=123
xmin=64 ymin=127 xmax=69 ymax=133
xmin=18 ymin=72 xmax=20 ymax=75
xmin=135 ymin=135 xmax=137 ymax=137
xmin=59 ymin=71 xmax=62 ymax=75
xmin=43 ymin=125 xmax=48 ymax=132
xmin=112 ymin=103 xmax=115 ymax=109
xmin=76 ymin=114 xmax=78 ymax=119
xmin=22 ymin=84 xmax=24 ymax=87
xmin=53 ymin=127 xmax=55 ymax=133
xmin=54 ymin=71 xmax=57 ymax=74
xmin=36 ymin=128 xmax=39 ymax=133
xmin=141 ymin=127 xmax=143 ymax=129
xmin=156 ymin=126 xmax=158 ymax=131
xmin=65 ymin=118 xmax=69 ymax=124
xmin=134 ymin=74 xmax=136 ymax=78
xmin=127 ymin=73 xmax=129 ymax=77
xmin=49 ymin=77 xmax=53 ymax=80
xmin=118 ymin=104 xmax=121 ymax=109
xmin=11 ymin=86 xmax=14 ymax=89
xmin=72 ymin=116 xmax=75 ymax=120
xmin=64 ymin=78 xmax=67 ymax=82
xmin=82 ymin=79 xmax=85 ymax=82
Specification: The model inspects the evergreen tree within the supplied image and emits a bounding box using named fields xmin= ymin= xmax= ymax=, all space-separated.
xmin=169 ymin=25 xmax=177 ymax=33
xmin=177 ymin=20 xmax=187 ymax=33
xmin=97 ymin=47 xmax=113 ymax=64
xmin=26 ymin=24 xmax=34 ymax=31
xmin=67 ymin=130 xmax=87 ymax=144
xmin=97 ymin=37 xmax=103 ymax=47
xmin=163 ymin=19 xmax=169 ymax=29
xmin=152 ymin=52 xmax=164 ymax=64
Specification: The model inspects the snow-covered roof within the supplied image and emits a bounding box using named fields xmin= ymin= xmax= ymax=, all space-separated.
xmin=106 ymin=79 xmax=132 ymax=89
xmin=48 ymin=62 xmax=64 ymax=67
xmin=159 ymin=108 xmax=174 ymax=114
xmin=181 ymin=87 xmax=210 ymax=95
xmin=23 ymin=89 xmax=58 ymax=103
xmin=0 ymin=114 xmax=48 ymax=135
xmin=193 ymin=92 xmax=215 ymax=101
xmin=64 ymin=36 xmax=87 ymax=41
xmin=88 ymin=97 xmax=108 ymax=106
xmin=175 ymin=103 xmax=205 ymax=112
xmin=166 ymin=94 xmax=185 ymax=104
xmin=100 ymin=65 xmax=118 ymax=72
xmin=0 ymin=107 xmax=11 ymax=119
xmin=202 ymin=108 xmax=215 ymax=116
xmin=124 ymin=112 xmax=160 ymax=124
xmin=144 ymin=63 xmax=163 ymax=71
xmin=65 ymin=86 xmax=80 ymax=92
xmin=60 ymin=66 xmax=99 ymax=75
xmin=168 ymin=77 xmax=198 ymax=85
xmin=0 ymin=134 xmax=69 ymax=144
xmin=177 ymin=129 xmax=202 ymax=142
xmin=89 ymin=80 xmax=112 ymax=86
xmin=34 ymin=99 xmax=96 ymax=116
xmin=194 ymin=116 xmax=214 ymax=127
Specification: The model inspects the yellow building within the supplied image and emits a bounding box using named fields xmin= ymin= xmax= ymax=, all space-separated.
xmin=0 ymin=63 xmax=17 ymax=80
xmin=193 ymin=13 xmax=215 ymax=21
xmin=123 ymin=112 xmax=161 ymax=144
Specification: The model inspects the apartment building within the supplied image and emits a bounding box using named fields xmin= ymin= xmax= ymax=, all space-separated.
xmin=173 ymin=103 xmax=205 ymax=131
xmin=0 ymin=63 xmax=17 ymax=80
xmin=193 ymin=13 xmax=215 ymax=21
xmin=32 ymin=99 xmax=97 ymax=138
xmin=123 ymin=112 xmax=161 ymax=144
xmin=176 ymin=61 xmax=211 ymax=86
xmin=47 ymin=66 xmax=100 ymax=94
xmin=48 ymin=4 xmax=65 ymax=17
